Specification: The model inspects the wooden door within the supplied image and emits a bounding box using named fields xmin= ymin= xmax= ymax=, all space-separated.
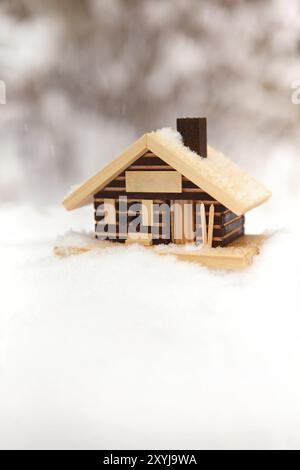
xmin=171 ymin=200 xmax=195 ymax=244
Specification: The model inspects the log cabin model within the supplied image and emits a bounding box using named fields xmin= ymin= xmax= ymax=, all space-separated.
xmin=59 ymin=117 xmax=271 ymax=269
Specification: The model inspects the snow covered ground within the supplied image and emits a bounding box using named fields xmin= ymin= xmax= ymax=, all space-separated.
xmin=0 ymin=197 xmax=300 ymax=450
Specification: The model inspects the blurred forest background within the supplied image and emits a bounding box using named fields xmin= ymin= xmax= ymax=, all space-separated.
xmin=0 ymin=0 xmax=299 ymax=204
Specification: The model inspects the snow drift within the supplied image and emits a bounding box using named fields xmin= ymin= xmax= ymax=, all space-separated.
xmin=0 ymin=200 xmax=299 ymax=449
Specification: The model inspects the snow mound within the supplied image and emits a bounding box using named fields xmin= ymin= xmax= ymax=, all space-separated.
xmin=0 ymin=205 xmax=300 ymax=449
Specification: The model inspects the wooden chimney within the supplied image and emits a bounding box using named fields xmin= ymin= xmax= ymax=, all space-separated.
xmin=176 ymin=117 xmax=207 ymax=158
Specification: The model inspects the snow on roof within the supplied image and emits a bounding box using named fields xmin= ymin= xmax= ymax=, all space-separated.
xmin=148 ymin=128 xmax=271 ymax=215
xmin=63 ymin=129 xmax=271 ymax=215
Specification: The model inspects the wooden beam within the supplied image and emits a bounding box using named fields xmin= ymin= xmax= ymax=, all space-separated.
xmin=125 ymin=171 xmax=182 ymax=193
xmin=200 ymin=203 xmax=207 ymax=246
xmin=63 ymin=134 xmax=147 ymax=210
xmin=142 ymin=200 xmax=153 ymax=226
xmin=172 ymin=201 xmax=184 ymax=244
xmin=126 ymin=232 xmax=153 ymax=246
xmin=94 ymin=193 xmax=221 ymax=203
xmin=128 ymin=165 xmax=171 ymax=170
xmin=183 ymin=201 xmax=194 ymax=242
xmin=104 ymin=199 xmax=116 ymax=225
xmin=207 ymin=204 xmax=215 ymax=248
xmin=156 ymin=245 xmax=257 ymax=269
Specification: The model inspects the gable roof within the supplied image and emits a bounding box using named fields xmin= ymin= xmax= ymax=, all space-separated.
xmin=63 ymin=129 xmax=271 ymax=216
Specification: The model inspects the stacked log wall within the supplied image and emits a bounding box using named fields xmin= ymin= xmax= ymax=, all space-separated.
xmin=94 ymin=151 xmax=244 ymax=246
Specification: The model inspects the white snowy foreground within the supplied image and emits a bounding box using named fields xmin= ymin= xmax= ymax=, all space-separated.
xmin=0 ymin=203 xmax=300 ymax=450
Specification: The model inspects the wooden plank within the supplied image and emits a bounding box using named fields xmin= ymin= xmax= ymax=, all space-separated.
xmin=126 ymin=232 xmax=153 ymax=246
xmin=172 ymin=201 xmax=184 ymax=244
xmin=182 ymin=181 xmax=201 ymax=189
xmin=54 ymin=246 xmax=92 ymax=257
xmin=125 ymin=171 xmax=182 ymax=193
xmin=129 ymin=156 xmax=169 ymax=166
xmin=222 ymin=216 xmax=244 ymax=235
xmin=63 ymin=135 xmax=147 ymax=210
xmin=212 ymin=226 xmax=244 ymax=247
xmin=195 ymin=216 xmax=244 ymax=238
xmin=143 ymin=151 xmax=155 ymax=157
xmin=207 ymin=204 xmax=214 ymax=248
xmin=94 ymin=193 xmax=224 ymax=204
xmin=104 ymin=199 xmax=116 ymax=225
xmin=222 ymin=210 xmax=238 ymax=224
xmin=179 ymin=225 xmax=243 ymax=239
xmin=102 ymin=179 xmax=125 ymax=187
xmin=128 ymin=165 xmax=171 ymax=170
xmin=223 ymin=214 xmax=242 ymax=227
xmin=170 ymin=200 xmax=175 ymax=243
xmin=234 ymin=234 xmax=268 ymax=244
xmin=103 ymin=187 xmax=126 ymax=192
xmin=182 ymin=188 xmax=211 ymax=193
xmin=183 ymin=201 xmax=194 ymax=242
xmin=151 ymin=201 xmax=171 ymax=241
xmin=200 ymin=203 xmax=207 ymax=245
xmin=142 ymin=199 xmax=153 ymax=226
xmin=156 ymin=246 xmax=256 ymax=269
xmin=222 ymin=225 xmax=244 ymax=240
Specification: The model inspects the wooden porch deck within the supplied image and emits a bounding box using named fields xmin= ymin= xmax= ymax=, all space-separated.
xmin=54 ymin=234 xmax=268 ymax=270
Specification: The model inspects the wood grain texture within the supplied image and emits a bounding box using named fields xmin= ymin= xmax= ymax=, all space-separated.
xmin=156 ymin=245 xmax=255 ymax=269
xmin=183 ymin=201 xmax=194 ymax=242
xmin=126 ymin=232 xmax=153 ymax=246
xmin=125 ymin=171 xmax=182 ymax=193
xmin=200 ymin=203 xmax=207 ymax=245
xmin=207 ymin=204 xmax=215 ymax=248
xmin=172 ymin=201 xmax=184 ymax=244
xmin=212 ymin=226 xmax=244 ymax=247
xmin=142 ymin=199 xmax=153 ymax=226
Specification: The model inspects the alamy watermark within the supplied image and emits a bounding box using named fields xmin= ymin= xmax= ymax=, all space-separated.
xmin=291 ymin=80 xmax=300 ymax=104
xmin=95 ymin=197 xmax=208 ymax=243
xmin=0 ymin=80 xmax=6 ymax=104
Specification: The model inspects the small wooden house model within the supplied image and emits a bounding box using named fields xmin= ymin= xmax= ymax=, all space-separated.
xmin=63 ymin=118 xmax=271 ymax=249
